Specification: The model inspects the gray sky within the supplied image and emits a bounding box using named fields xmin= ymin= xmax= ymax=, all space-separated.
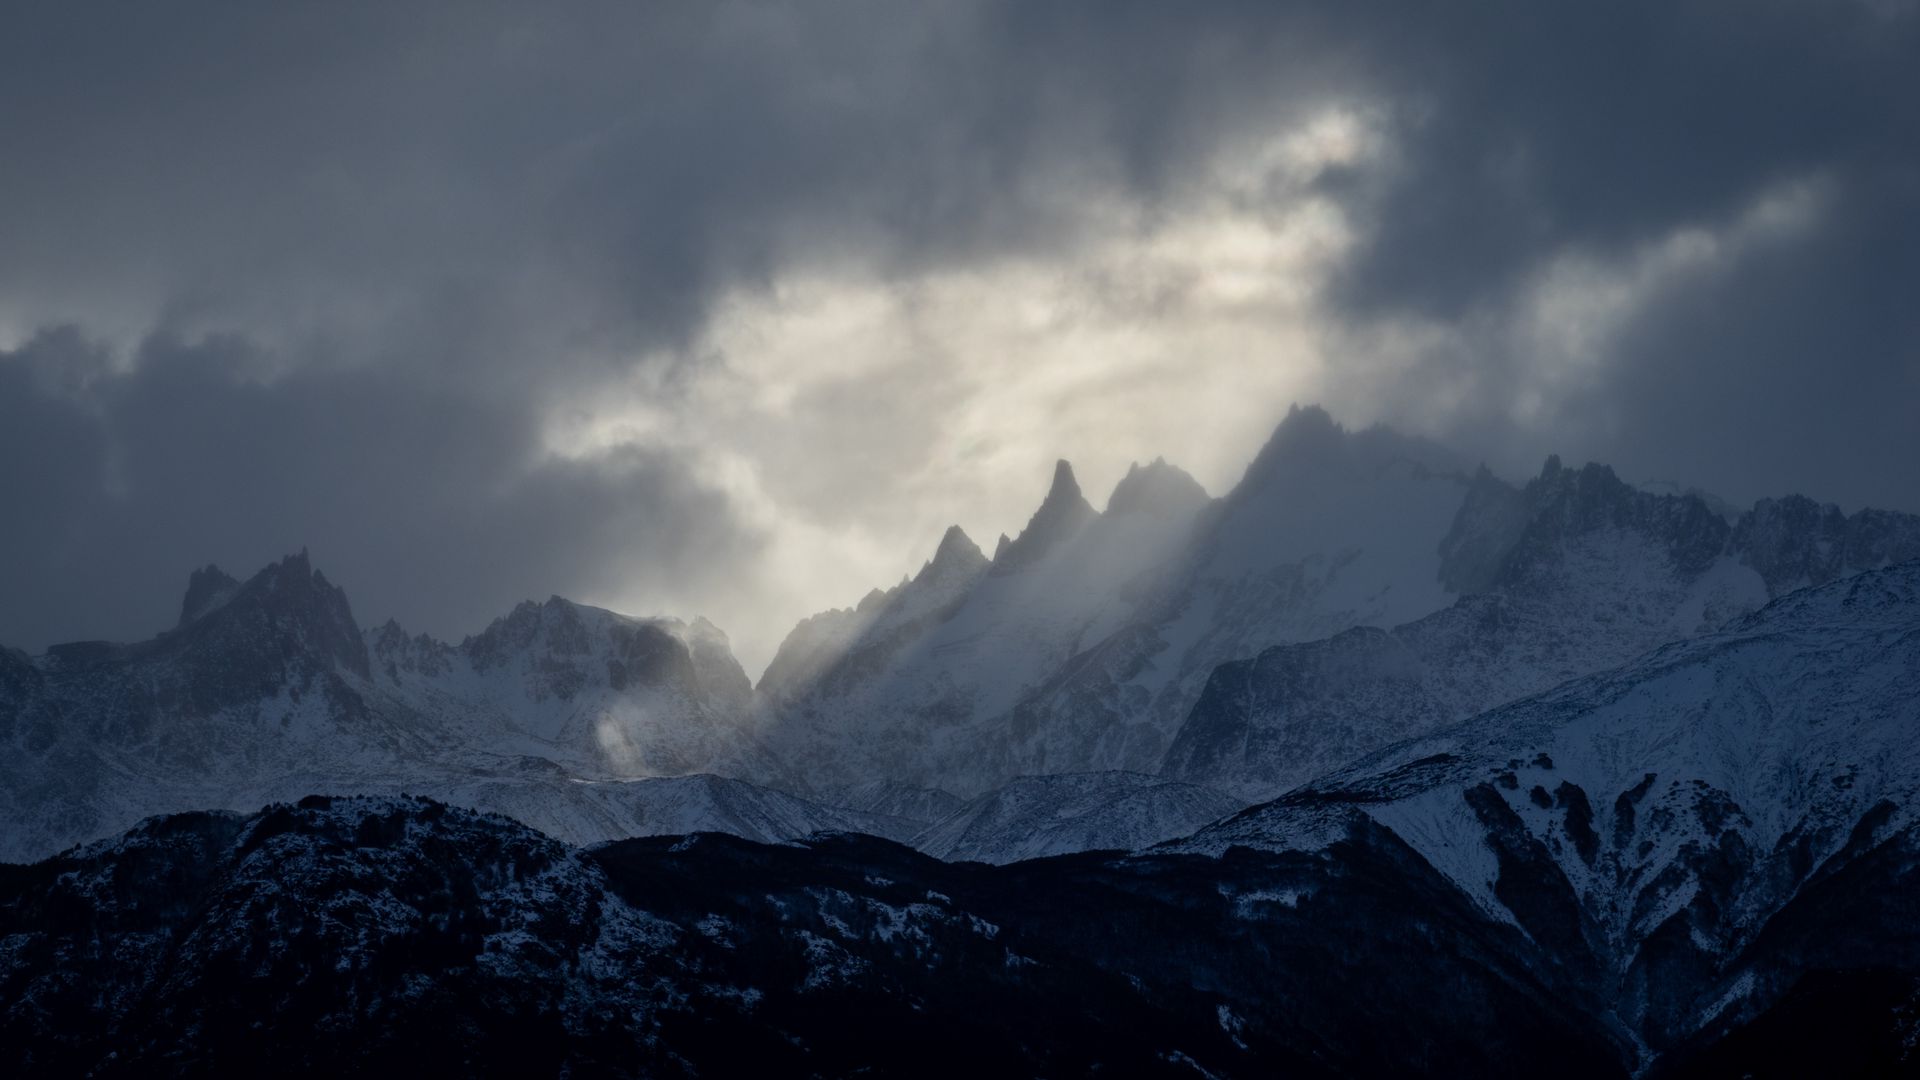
xmin=3 ymin=1 xmax=1916 ymax=675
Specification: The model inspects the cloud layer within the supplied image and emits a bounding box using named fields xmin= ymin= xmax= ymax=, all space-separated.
xmin=2 ymin=1 xmax=1915 ymax=673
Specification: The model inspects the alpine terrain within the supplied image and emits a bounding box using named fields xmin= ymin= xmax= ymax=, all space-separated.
xmin=4 ymin=407 xmax=1918 ymax=1075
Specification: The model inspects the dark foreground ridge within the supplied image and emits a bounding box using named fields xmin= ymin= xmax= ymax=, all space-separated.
xmin=4 ymin=795 xmax=1918 ymax=1077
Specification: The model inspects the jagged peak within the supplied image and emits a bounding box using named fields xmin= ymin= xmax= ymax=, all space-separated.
xmin=1233 ymin=407 xmax=1464 ymax=500
xmin=916 ymin=524 xmax=989 ymax=585
xmin=257 ymin=548 xmax=304 ymax=578
xmin=1487 ymin=456 xmax=1734 ymax=587
xmin=164 ymin=550 xmax=370 ymax=677
xmin=1233 ymin=404 xmax=1396 ymax=500
xmin=935 ymin=523 xmax=981 ymax=560
xmin=1106 ymin=457 xmax=1210 ymax=518
xmin=1520 ymin=457 xmax=1652 ymax=514
xmin=1252 ymin=403 xmax=1346 ymax=459
xmin=1044 ymin=458 xmax=1083 ymax=506
xmin=992 ymin=460 xmax=1099 ymax=573
xmin=239 ymin=550 xmax=342 ymax=601
xmin=1734 ymin=493 xmax=1920 ymax=594
xmin=178 ymin=563 xmax=241 ymax=627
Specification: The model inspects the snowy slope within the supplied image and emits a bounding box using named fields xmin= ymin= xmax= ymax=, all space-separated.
xmin=762 ymin=407 xmax=1920 ymax=804
xmin=911 ymin=771 xmax=1241 ymax=864
xmin=372 ymin=595 xmax=763 ymax=779
xmin=819 ymin=778 xmax=965 ymax=827
xmin=759 ymin=408 xmax=1477 ymax=795
xmin=758 ymin=456 xmax=1215 ymax=794
xmin=990 ymin=408 xmax=1476 ymax=781
xmin=1173 ymin=560 xmax=1920 ymax=1052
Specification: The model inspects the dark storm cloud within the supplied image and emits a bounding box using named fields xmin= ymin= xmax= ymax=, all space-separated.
xmin=0 ymin=0 xmax=1348 ymax=651
xmin=1583 ymin=169 xmax=1920 ymax=511
xmin=0 ymin=2 xmax=1355 ymax=353
xmin=1293 ymin=0 xmax=1920 ymax=511
xmin=0 ymin=328 xmax=754 ymax=649
xmin=1 ymin=1 xmax=1916 ymax=654
xmin=1324 ymin=1 xmax=1918 ymax=317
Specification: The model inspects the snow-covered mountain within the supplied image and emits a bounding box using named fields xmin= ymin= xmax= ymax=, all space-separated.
xmin=757 ymin=405 xmax=1920 ymax=801
xmin=758 ymin=455 xmax=1215 ymax=795
xmin=370 ymin=593 xmax=761 ymax=778
xmin=0 ymin=552 xmax=781 ymax=861
xmin=995 ymin=409 xmax=1474 ymax=783
xmin=1 ymin=552 xmax=1246 ymax=864
xmin=758 ymin=407 xmax=1477 ymax=795
xmin=1162 ymin=457 xmax=1920 ymax=799
xmin=1173 ymin=559 xmax=1920 ymax=1060
xmin=7 ymin=402 xmax=1920 ymax=1071
xmin=8 ymin=404 xmax=1919 ymax=872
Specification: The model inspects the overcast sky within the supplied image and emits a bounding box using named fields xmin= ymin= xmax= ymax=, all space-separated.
xmin=3 ymin=1 xmax=1917 ymax=675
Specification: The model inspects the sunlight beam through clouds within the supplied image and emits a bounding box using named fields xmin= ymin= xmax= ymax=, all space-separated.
xmin=3 ymin=1 xmax=1915 ymax=672
xmin=539 ymin=107 xmax=1386 ymax=673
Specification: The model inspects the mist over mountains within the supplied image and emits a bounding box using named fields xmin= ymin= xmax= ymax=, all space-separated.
xmin=7 ymin=1 xmax=1919 ymax=1072
xmin=5 ymin=404 xmax=1920 ymax=1074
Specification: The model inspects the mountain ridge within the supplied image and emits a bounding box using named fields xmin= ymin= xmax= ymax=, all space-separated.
xmin=8 ymin=404 xmax=1920 ymax=865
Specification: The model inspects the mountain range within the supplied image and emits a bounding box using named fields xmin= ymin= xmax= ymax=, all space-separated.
xmin=7 ymin=406 xmax=1919 ymax=862
xmin=9 ymin=550 xmax=1920 ymax=1077
xmin=4 ymin=404 xmax=1919 ymax=1073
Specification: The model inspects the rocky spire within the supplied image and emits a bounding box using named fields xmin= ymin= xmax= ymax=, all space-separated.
xmin=916 ymin=525 xmax=989 ymax=586
xmin=993 ymin=460 xmax=1098 ymax=573
xmin=168 ymin=551 xmax=372 ymax=681
xmin=178 ymin=564 xmax=241 ymax=627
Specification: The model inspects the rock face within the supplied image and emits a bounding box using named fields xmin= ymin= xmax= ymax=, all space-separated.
xmin=0 ymin=553 xmax=773 ymax=862
xmin=1733 ymin=494 xmax=1920 ymax=593
xmin=1173 ymin=560 xmax=1920 ymax=1064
